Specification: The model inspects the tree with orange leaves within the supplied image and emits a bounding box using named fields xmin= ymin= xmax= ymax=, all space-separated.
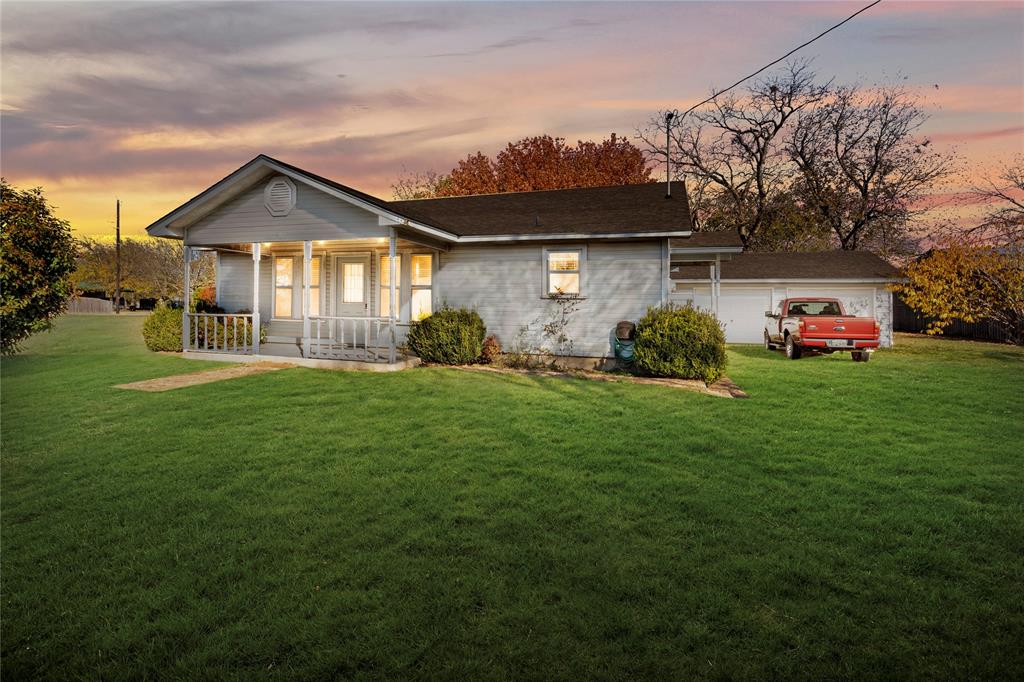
xmin=392 ymin=134 xmax=652 ymax=199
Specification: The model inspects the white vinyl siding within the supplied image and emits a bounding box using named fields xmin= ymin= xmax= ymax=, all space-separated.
xmin=186 ymin=181 xmax=388 ymax=245
xmin=436 ymin=241 xmax=662 ymax=357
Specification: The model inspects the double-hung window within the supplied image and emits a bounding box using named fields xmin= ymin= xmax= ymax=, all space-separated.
xmin=411 ymin=254 xmax=433 ymax=321
xmin=307 ymin=256 xmax=321 ymax=316
xmin=379 ymin=255 xmax=401 ymax=318
xmin=274 ymin=255 xmax=321 ymax=318
xmin=545 ymin=248 xmax=583 ymax=296
xmin=274 ymin=257 xmax=294 ymax=318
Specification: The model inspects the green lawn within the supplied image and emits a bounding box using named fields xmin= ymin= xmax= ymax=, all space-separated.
xmin=2 ymin=316 xmax=1022 ymax=679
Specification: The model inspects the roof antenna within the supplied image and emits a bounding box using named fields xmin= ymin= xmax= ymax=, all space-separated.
xmin=665 ymin=110 xmax=676 ymax=199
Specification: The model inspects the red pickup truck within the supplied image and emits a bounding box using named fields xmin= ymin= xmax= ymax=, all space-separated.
xmin=764 ymin=297 xmax=880 ymax=362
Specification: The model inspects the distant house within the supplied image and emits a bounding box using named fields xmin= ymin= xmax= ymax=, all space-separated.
xmin=146 ymin=154 xmax=896 ymax=366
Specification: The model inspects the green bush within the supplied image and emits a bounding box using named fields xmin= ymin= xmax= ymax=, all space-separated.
xmin=633 ymin=304 xmax=727 ymax=383
xmin=406 ymin=306 xmax=486 ymax=364
xmin=143 ymin=306 xmax=265 ymax=353
xmin=142 ymin=303 xmax=182 ymax=352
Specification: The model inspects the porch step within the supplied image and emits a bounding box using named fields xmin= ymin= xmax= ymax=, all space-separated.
xmin=259 ymin=341 xmax=303 ymax=358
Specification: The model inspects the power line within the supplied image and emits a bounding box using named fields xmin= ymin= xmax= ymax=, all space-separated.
xmin=674 ymin=0 xmax=882 ymax=121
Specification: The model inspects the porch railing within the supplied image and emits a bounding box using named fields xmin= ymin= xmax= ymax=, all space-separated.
xmin=309 ymin=316 xmax=394 ymax=363
xmin=185 ymin=312 xmax=256 ymax=354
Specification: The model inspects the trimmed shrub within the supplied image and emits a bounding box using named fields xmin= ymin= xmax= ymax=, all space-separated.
xmin=406 ymin=306 xmax=486 ymax=364
xmin=633 ymin=304 xmax=727 ymax=383
xmin=480 ymin=335 xmax=502 ymax=364
xmin=142 ymin=303 xmax=182 ymax=352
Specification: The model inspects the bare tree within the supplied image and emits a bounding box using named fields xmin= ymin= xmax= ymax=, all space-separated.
xmin=788 ymin=83 xmax=953 ymax=252
xmin=391 ymin=169 xmax=451 ymax=200
xmin=961 ymin=157 xmax=1024 ymax=249
xmin=640 ymin=61 xmax=831 ymax=248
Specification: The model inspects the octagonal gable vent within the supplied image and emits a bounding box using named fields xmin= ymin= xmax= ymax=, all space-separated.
xmin=264 ymin=176 xmax=296 ymax=217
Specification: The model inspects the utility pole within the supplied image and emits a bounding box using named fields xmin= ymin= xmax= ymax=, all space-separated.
xmin=665 ymin=110 xmax=675 ymax=198
xmin=115 ymin=199 xmax=121 ymax=313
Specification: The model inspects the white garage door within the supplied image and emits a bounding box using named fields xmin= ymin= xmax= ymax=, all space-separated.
xmin=718 ymin=287 xmax=773 ymax=343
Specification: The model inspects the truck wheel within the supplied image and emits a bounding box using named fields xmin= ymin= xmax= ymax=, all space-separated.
xmin=764 ymin=331 xmax=777 ymax=351
xmin=785 ymin=335 xmax=802 ymax=360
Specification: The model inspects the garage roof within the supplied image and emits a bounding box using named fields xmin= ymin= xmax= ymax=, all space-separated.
xmin=671 ymin=251 xmax=899 ymax=280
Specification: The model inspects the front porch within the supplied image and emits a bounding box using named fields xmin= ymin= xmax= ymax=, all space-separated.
xmin=182 ymin=233 xmax=441 ymax=366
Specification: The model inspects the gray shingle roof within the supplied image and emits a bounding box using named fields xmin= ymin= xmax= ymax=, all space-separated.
xmin=389 ymin=182 xmax=693 ymax=237
xmin=671 ymin=251 xmax=898 ymax=280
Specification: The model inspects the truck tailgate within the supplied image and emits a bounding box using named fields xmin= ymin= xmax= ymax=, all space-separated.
xmin=804 ymin=317 xmax=877 ymax=339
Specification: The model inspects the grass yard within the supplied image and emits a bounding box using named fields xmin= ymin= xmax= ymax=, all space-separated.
xmin=2 ymin=315 xmax=1023 ymax=679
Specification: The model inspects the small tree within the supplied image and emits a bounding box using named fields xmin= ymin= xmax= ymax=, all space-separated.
xmin=1 ymin=180 xmax=77 ymax=354
xmin=893 ymin=244 xmax=1024 ymax=345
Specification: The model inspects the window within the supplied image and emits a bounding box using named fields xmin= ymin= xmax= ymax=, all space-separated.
xmin=379 ymin=255 xmax=401 ymax=318
xmin=342 ymin=262 xmax=365 ymax=303
xmin=308 ymin=256 xmax=321 ymax=316
xmin=411 ymin=254 xmax=432 ymax=321
xmin=274 ymin=257 xmax=293 ymax=318
xmin=274 ymin=255 xmax=321 ymax=318
xmin=787 ymin=300 xmax=840 ymax=316
xmin=546 ymin=249 xmax=581 ymax=296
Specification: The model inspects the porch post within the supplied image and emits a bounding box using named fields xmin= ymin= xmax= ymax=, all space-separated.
xmin=181 ymin=244 xmax=191 ymax=351
xmin=252 ymin=243 xmax=261 ymax=355
xmin=302 ymin=240 xmax=312 ymax=358
xmin=388 ymin=226 xmax=397 ymax=363
xmin=714 ymin=253 xmax=721 ymax=316
xmin=660 ymin=239 xmax=669 ymax=306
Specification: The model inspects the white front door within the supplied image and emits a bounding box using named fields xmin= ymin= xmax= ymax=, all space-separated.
xmin=334 ymin=255 xmax=370 ymax=317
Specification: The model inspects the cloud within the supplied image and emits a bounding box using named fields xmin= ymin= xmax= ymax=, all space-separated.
xmin=426 ymin=34 xmax=549 ymax=58
xmin=928 ymin=126 xmax=1024 ymax=143
xmin=1 ymin=1 xmax=460 ymax=59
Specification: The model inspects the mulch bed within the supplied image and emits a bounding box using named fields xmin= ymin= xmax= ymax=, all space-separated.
xmin=449 ymin=365 xmax=748 ymax=399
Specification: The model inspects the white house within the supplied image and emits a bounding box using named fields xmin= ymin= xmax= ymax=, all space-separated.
xmin=146 ymin=154 xmax=897 ymax=367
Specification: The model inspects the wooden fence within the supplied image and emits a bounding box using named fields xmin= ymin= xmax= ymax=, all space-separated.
xmin=893 ymin=294 xmax=1012 ymax=343
xmin=66 ymin=297 xmax=114 ymax=314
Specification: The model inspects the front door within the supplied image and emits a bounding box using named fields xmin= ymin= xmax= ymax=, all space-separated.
xmin=331 ymin=255 xmax=371 ymax=348
xmin=334 ymin=254 xmax=370 ymax=317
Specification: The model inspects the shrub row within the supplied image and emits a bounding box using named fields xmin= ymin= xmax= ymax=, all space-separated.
xmin=143 ymin=300 xmax=726 ymax=383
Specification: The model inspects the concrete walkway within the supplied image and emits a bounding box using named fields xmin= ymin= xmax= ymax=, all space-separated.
xmin=114 ymin=362 xmax=291 ymax=392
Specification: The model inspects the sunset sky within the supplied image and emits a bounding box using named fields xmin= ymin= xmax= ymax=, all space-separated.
xmin=2 ymin=0 xmax=1022 ymax=237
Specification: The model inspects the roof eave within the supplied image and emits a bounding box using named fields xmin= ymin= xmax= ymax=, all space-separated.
xmin=455 ymin=230 xmax=692 ymax=243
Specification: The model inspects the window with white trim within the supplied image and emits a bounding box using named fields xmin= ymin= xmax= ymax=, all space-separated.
xmin=411 ymin=254 xmax=432 ymax=321
xmin=379 ymin=255 xmax=401 ymax=318
xmin=274 ymin=257 xmax=294 ymax=318
xmin=545 ymin=249 xmax=582 ymax=296
xmin=308 ymin=256 xmax=321 ymax=316
xmin=274 ymin=255 xmax=321 ymax=318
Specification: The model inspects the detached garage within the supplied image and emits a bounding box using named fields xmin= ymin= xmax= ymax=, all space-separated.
xmin=669 ymin=251 xmax=899 ymax=347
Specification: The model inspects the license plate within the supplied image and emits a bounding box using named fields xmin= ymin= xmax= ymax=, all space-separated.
xmin=827 ymin=339 xmax=851 ymax=348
